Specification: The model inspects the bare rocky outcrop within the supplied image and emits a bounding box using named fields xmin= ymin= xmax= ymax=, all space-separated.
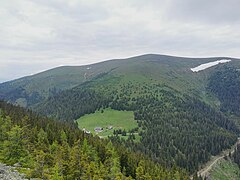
xmin=0 ymin=163 xmax=27 ymax=180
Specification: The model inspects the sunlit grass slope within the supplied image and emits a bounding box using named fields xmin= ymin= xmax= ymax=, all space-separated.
xmin=76 ymin=108 xmax=138 ymax=138
xmin=210 ymin=158 xmax=240 ymax=180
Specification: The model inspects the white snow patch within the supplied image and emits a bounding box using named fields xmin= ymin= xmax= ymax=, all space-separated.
xmin=191 ymin=59 xmax=231 ymax=72
xmin=86 ymin=67 xmax=91 ymax=70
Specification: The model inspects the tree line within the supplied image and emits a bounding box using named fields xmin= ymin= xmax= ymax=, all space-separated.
xmin=35 ymin=79 xmax=239 ymax=175
xmin=208 ymin=65 xmax=240 ymax=116
xmin=0 ymin=100 xmax=188 ymax=179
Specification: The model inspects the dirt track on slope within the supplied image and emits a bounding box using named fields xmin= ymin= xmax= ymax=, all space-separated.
xmin=197 ymin=139 xmax=240 ymax=178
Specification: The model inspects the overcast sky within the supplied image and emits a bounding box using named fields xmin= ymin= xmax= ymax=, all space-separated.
xmin=1 ymin=0 xmax=240 ymax=82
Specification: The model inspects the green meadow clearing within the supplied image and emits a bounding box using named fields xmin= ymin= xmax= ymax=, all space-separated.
xmin=76 ymin=108 xmax=139 ymax=138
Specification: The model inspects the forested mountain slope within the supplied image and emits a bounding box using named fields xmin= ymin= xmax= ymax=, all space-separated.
xmin=0 ymin=101 xmax=188 ymax=179
xmin=36 ymin=74 xmax=239 ymax=173
xmin=1 ymin=54 xmax=240 ymax=176
xmin=208 ymin=65 xmax=240 ymax=116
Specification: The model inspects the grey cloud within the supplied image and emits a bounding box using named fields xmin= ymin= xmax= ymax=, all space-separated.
xmin=166 ymin=0 xmax=240 ymax=24
xmin=34 ymin=0 xmax=109 ymax=23
xmin=0 ymin=0 xmax=240 ymax=82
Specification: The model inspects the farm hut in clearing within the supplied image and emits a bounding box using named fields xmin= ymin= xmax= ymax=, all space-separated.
xmin=94 ymin=127 xmax=103 ymax=133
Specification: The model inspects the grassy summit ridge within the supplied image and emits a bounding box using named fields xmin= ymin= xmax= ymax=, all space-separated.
xmin=1 ymin=54 xmax=237 ymax=108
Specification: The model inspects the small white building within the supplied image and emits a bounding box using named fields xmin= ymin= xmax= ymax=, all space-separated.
xmin=94 ymin=127 xmax=103 ymax=133
xmin=83 ymin=128 xmax=91 ymax=134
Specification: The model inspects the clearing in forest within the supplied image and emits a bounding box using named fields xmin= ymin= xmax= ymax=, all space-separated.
xmin=76 ymin=108 xmax=139 ymax=138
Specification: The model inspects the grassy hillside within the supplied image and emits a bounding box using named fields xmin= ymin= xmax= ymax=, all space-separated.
xmin=210 ymin=158 xmax=240 ymax=180
xmin=1 ymin=54 xmax=237 ymax=108
xmin=76 ymin=108 xmax=138 ymax=138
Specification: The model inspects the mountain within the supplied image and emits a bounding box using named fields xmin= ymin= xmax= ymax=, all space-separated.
xmin=1 ymin=54 xmax=236 ymax=108
xmin=0 ymin=100 xmax=189 ymax=179
xmin=1 ymin=54 xmax=240 ymax=176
